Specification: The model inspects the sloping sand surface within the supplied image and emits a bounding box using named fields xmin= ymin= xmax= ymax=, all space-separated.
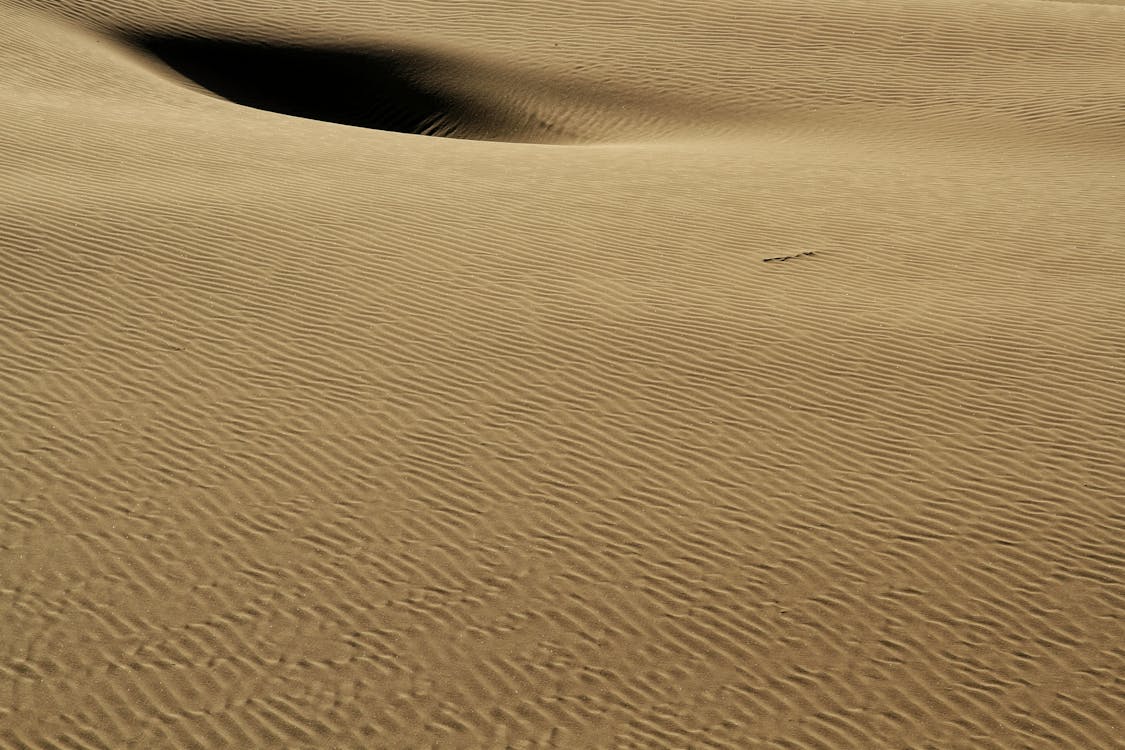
xmin=2 ymin=0 xmax=1123 ymax=747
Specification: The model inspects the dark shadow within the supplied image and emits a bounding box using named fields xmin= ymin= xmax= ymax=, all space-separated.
xmin=128 ymin=35 xmax=499 ymax=138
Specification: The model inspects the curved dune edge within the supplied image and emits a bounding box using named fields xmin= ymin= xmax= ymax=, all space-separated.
xmin=118 ymin=32 xmax=707 ymax=144
xmin=2 ymin=0 xmax=1124 ymax=748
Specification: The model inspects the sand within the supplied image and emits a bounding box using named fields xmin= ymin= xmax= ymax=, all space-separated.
xmin=1 ymin=0 xmax=1123 ymax=747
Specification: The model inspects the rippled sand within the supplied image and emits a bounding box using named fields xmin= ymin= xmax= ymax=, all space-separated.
xmin=2 ymin=0 xmax=1123 ymax=747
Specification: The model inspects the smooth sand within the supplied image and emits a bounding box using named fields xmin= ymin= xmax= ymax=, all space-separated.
xmin=2 ymin=0 xmax=1123 ymax=747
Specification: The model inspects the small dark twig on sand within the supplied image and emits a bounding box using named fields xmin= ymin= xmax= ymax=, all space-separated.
xmin=763 ymin=251 xmax=818 ymax=263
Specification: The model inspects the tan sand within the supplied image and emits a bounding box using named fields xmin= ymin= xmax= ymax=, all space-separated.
xmin=1 ymin=0 xmax=1123 ymax=747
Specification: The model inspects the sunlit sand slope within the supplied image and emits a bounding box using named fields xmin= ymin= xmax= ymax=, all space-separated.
xmin=1 ymin=0 xmax=1123 ymax=747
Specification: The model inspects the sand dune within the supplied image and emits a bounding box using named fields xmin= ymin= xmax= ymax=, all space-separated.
xmin=2 ymin=0 xmax=1123 ymax=747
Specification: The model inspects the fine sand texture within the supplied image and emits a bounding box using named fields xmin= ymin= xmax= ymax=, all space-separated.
xmin=2 ymin=0 xmax=1124 ymax=747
